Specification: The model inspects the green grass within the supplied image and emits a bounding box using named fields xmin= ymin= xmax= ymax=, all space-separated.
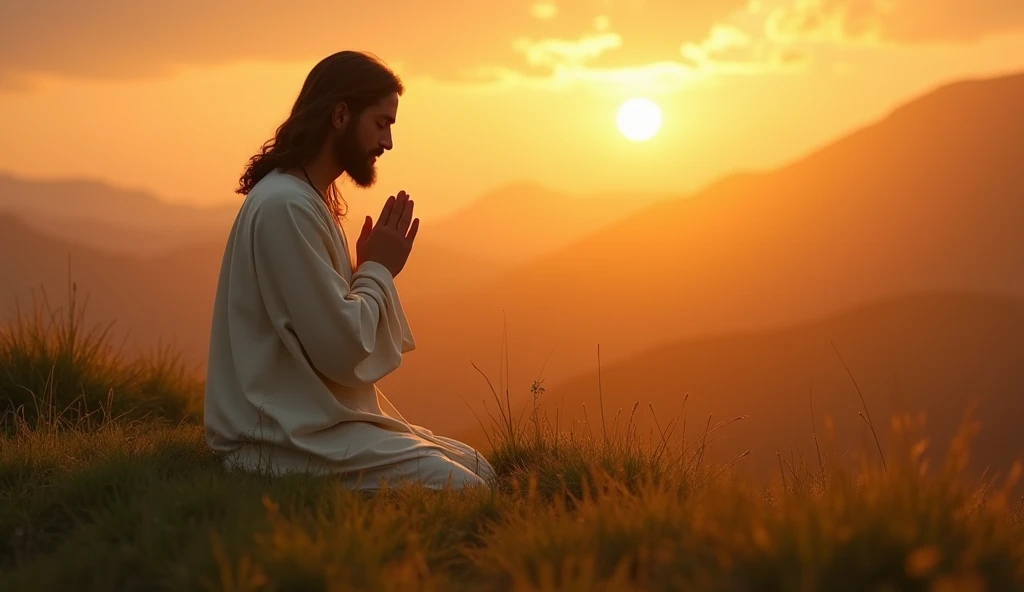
xmin=1 ymin=284 xmax=201 ymax=429
xmin=2 ymin=291 xmax=1023 ymax=591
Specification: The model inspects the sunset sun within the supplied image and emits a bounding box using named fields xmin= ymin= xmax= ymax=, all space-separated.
xmin=616 ymin=97 xmax=662 ymax=142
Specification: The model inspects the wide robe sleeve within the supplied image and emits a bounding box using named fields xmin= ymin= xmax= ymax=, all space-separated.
xmin=250 ymin=194 xmax=415 ymax=388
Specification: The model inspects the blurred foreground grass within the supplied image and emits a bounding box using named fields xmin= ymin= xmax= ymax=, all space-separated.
xmin=1 ymin=288 xmax=1022 ymax=591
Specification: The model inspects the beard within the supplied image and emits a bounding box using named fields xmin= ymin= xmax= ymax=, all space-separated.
xmin=331 ymin=123 xmax=379 ymax=188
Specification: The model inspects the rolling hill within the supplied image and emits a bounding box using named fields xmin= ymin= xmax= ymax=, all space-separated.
xmin=0 ymin=171 xmax=649 ymax=264
xmin=502 ymin=292 xmax=1024 ymax=480
xmin=0 ymin=172 xmax=632 ymax=305
xmin=0 ymin=173 xmax=238 ymax=254
xmin=0 ymin=212 xmax=223 ymax=364
xmin=383 ymin=71 xmax=1024 ymax=434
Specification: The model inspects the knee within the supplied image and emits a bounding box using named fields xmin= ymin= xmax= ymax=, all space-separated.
xmin=416 ymin=454 xmax=488 ymax=489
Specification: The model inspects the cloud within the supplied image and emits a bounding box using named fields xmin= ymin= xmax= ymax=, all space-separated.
xmin=513 ymin=33 xmax=622 ymax=69
xmin=488 ymin=0 xmax=809 ymax=89
xmin=681 ymin=23 xmax=812 ymax=74
xmin=767 ymin=0 xmax=1024 ymax=45
xmin=0 ymin=0 xmax=751 ymax=91
xmin=548 ymin=0 xmax=752 ymax=71
xmin=682 ymin=24 xmax=754 ymax=63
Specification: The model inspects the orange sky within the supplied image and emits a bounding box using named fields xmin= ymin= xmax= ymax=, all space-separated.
xmin=2 ymin=0 xmax=1024 ymax=220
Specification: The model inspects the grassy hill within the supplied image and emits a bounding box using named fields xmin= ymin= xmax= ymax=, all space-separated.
xmin=1 ymin=297 xmax=1022 ymax=591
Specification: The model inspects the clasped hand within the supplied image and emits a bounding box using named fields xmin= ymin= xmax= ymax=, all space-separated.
xmin=355 ymin=190 xmax=419 ymax=278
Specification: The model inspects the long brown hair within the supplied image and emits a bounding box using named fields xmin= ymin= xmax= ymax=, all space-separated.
xmin=237 ymin=51 xmax=404 ymax=220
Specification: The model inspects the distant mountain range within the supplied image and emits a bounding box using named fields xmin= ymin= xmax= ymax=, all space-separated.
xmin=0 ymin=212 xmax=222 ymax=360
xmin=0 ymin=172 xmax=663 ymax=262
xmin=385 ymin=71 xmax=1024 ymax=434
xmin=0 ymin=166 xmax=664 ymax=310
xmin=2 ymin=71 xmax=1023 ymax=452
xmin=0 ymin=174 xmax=237 ymax=255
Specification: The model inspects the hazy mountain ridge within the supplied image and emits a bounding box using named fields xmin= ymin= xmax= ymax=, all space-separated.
xmin=384 ymin=70 xmax=1024 ymax=433
xmin=1 ymin=71 xmax=1022 ymax=442
xmin=521 ymin=291 xmax=1024 ymax=479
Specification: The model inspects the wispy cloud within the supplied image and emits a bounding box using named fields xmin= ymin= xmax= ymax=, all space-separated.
xmin=476 ymin=2 xmax=811 ymax=90
xmin=767 ymin=0 xmax=1024 ymax=46
xmin=681 ymin=22 xmax=811 ymax=74
xmin=514 ymin=33 xmax=623 ymax=69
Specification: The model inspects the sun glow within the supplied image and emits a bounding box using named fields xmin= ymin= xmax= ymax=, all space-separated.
xmin=616 ymin=97 xmax=662 ymax=142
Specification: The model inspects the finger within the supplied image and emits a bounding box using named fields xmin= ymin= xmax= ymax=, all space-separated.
xmin=358 ymin=215 xmax=372 ymax=242
xmin=406 ymin=217 xmax=420 ymax=244
xmin=377 ymin=195 xmax=396 ymax=228
xmin=389 ymin=191 xmax=409 ymax=228
xmin=397 ymin=199 xmax=414 ymax=234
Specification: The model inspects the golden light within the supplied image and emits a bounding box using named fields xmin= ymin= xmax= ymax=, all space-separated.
xmin=616 ymin=97 xmax=662 ymax=142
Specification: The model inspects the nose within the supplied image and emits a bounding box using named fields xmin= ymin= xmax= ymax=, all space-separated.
xmin=380 ymin=129 xmax=393 ymax=152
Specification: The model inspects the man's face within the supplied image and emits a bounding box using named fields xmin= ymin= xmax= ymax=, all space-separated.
xmin=332 ymin=92 xmax=398 ymax=188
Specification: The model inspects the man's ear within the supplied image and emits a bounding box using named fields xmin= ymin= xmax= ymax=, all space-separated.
xmin=332 ymin=102 xmax=350 ymax=131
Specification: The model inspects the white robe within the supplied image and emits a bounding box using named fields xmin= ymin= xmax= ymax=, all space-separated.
xmin=203 ymin=168 xmax=494 ymax=489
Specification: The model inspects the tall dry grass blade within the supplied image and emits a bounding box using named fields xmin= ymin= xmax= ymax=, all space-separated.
xmin=713 ymin=449 xmax=753 ymax=480
xmin=502 ymin=313 xmax=514 ymax=439
xmin=831 ymin=341 xmax=887 ymax=474
xmin=777 ymin=452 xmax=789 ymax=490
xmin=456 ymin=390 xmax=496 ymax=452
xmin=468 ymin=357 xmax=515 ymax=446
xmin=597 ymin=343 xmax=609 ymax=449
xmin=810 ymin=386 xmax=826 ymax=486
xmin=695 ymin=414 xmax=713 ymax=475
xmin=582 ymin=403 xmax=595 ymax=442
